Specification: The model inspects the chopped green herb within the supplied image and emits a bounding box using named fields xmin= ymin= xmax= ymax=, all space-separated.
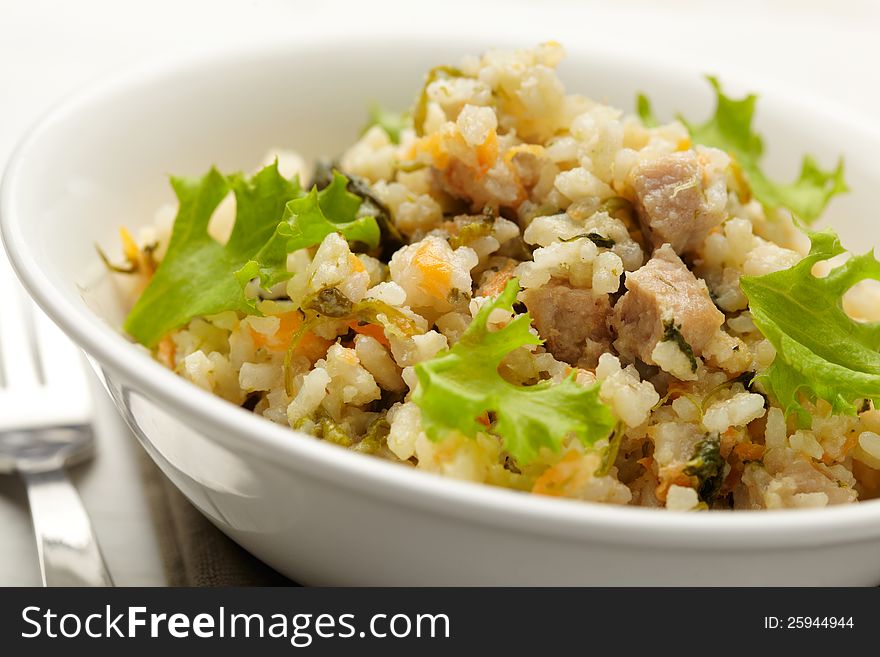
xmin=636 ymin=93 xmax=659 ymax=128
xmin=701 ymin=371 xmax=759 ymax=411
xmin=449 ymin=217 xmax=494 ymax=249
xmin=683 ymin=434 xmax=725 ymax=505
xmin=731 ymin=370 xmax=757 ymax=387
xmin=362 ymin=105 xmax=410 ymax=144
xmin=559 ymin=232 xmax=615 ymax=248
xmin=354 ymin=417 xmax=391 ymax=455
xmin=298 ymin=288 xmax=421 ymax=338
xmin=319 ymin=414 xmax=353 ymax=447
xmin=302 ymin=287 xmax=355 ymax=317
xmin=96 ymin=243 xmax=137 ymax=274
xmin=595 ymin=421 xmax=625 ymax=477
xmin=663 ymin=320 xmax=698 ymax=373
xmin=413 ymin=65 xmax=464 ymax=136
xmin=598 ymin=196 xmax=634 ymax=219
xmin=347 ymin=299 xmax=422 ymax=340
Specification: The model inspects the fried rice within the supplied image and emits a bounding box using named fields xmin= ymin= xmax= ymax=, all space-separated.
xmin=111 ymin=43 xmax=880 ymax=510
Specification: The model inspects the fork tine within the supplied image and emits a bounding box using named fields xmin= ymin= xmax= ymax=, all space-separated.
xmin=0 ymin=253 xmax=41 ymax=390
xmin=33 ymin=305 xmax=92 ymax=418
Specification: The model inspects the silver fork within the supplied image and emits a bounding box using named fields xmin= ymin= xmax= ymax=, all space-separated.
xmin=0 ymin=251 xmax=113 ymax=586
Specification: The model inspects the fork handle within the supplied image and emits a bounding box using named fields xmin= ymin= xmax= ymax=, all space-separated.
xmin=22 ymin=468 xmax=114 ymax=587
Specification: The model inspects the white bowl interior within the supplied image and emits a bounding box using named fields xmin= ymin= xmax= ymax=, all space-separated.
xmin=10 ymin=36 xmax=878 ymax=314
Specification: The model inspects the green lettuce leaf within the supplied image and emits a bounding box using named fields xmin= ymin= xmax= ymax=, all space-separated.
xmin=125 ymin=166 xmax=378 ymax=347
xmin=236 ymin=172 xmax=380 ymax=291
xmin=363 ymin=105 xmax=409 ymax=144
xmin=638 ymin=77 xmax=847 ymax=224
xmin=413 ymin=65 xmax=464 ymax=136
xmin=636 ymin=93 xmax=658 ymax=128
xmin=412 ymin=279 xmax=615 ymax=464
xmin=740 ymin=230 xmax=880 ymax=425
xmin=125 ymin=163 xmax=300 ymax=347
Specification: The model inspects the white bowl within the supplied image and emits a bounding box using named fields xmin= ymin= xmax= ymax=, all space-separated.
xmin=3 ymin=33 xmax=880 ymax=586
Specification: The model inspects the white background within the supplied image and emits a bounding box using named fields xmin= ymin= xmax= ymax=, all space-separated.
xmin=1 ymin=0 xmax=878 ymax=586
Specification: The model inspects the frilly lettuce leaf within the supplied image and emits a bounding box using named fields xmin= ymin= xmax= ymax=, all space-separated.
xmin=125 ymin=163 xmax=299 ymax=346
xmin=363 ymin=105 xmax=410 ymax=144
xmin=636 ymin=93 xmax=659 ymax=128
xmin=236 ymin=172 xmax=380 ymax=291
xmin=740 ymin=230 xmax=880 ymax=425
xmin=125 ymin=165 xmax=378 ymax=347
xmin=639 ymin=77 xmax=847 ymax=224
xmin=412 ymin=279 xmax=615 ymax=464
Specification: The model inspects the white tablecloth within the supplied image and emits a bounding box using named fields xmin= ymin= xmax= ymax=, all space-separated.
xmin=1 ymin=0 xmax=877 ymax=586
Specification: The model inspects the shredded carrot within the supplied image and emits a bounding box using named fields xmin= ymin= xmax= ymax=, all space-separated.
xmin=348 ymin=321 xmax=390 ymax=348
xmin=676 ymin=137 xmax=692 ymax=151
xmin=411 ymin=132 xmax=451 ymax=169
xmin=413 ymin=240 xmax=453 ymax=300
xmin=157 ymin=334 xmax=176 ymax=369
xmin=821 ymin=431 xmax=859 ymax=465
xmin=275 ymin=312 xmax=304 ymax=346
xmin=477 ymin=260 xmax=517 ymax=297
xmin=120 ymin=227 xmax=140 ymax=261
xmin=655 ymin=464 xmax=691 ymax=502
xmin=115 ymin=225 xmax=157 ymax=282
xmin=429 ymin=434 xmax=470 ymax=466
xmin=475 ymin=412 xmax=491 ymax=428
xmin=250 ymin=312 xmax=331 ymax=361
xmin=296 ymin=335 xmax=333 ymax=363
xmin=844 ymin=431 xmax=860 ymax=454
xmin=248 ymin=328 xmax=271 ymax=349
xmin=732 ymin=442 xmax=765 ymax=462
xmin=474 ymin=130 xmax=498 ymax=176
xmin=729 ymin=159 xmax=752 ymax=202
xmin=532 ymin=451 xmax=589 ymax=497
xmin=721 ymin=442 xmax=766 ymax=491
xmin=719 ymin=428 xmax=740 ymax=458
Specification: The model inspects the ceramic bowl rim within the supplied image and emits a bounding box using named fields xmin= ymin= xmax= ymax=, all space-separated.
xmin=4 ymin=30 xmax=880 ymax=550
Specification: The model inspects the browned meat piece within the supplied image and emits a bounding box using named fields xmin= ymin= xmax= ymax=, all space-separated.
xmin=611 ymin=244 xmax=723 ymax=364
xmin=628 ymin=151 xmax=727 ymax=254
xmin=738 ymin=458 xmax=857 ymax=509
xmin=522 ymin=281 xmax=612 ymax=367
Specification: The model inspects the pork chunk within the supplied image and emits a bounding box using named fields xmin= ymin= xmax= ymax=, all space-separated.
xmin=522 ymin=282 xmax=612 ymax=367
xmin=628 ymin=149 xmax=728 ymax=254
xmin=612 ymin=244 xmax=723 ymax=365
